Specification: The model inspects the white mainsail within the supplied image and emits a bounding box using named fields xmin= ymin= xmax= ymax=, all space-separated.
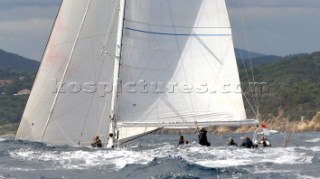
xmin=15 ymin=0 xmax=119 ymax=145
xmin=117 ymin=0 xmax=251 ymax=135
xmin=16 ymin=0 xmax=257 ymax=146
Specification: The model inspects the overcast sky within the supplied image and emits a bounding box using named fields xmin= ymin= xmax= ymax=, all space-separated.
xmin=0 ymin=0 xmax=319 ymax=61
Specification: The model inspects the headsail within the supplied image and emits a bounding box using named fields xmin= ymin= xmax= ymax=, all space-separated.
xmin=15 ymin=0 xmax=119 ymax=145
xmin=117 ymin=0 xmax=252 ymax=134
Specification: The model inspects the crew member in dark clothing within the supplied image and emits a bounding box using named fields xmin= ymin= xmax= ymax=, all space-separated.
xmin=227 ymin=137 xmax=237 ymax=146
xmin=198 ymin=128 xmax=211 ymax=146
xmin=178 ymin=135 xmax=185 ymax=145
xmin=241 ymin=135 xmax=253 ymax=148
xmin=91 ymin=135 xmax=102 ymax=148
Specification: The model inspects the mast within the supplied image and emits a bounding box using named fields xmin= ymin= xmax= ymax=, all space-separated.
xmin=107 ymin=0 xmax=126 ymax=148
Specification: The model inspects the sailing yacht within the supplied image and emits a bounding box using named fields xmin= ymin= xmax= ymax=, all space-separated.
xmin=15 ymin=0 xmax=258 ymax=147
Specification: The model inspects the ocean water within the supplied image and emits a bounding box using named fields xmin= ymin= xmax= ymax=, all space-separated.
xmin=0 ymin=132 xmax=319 ymax=179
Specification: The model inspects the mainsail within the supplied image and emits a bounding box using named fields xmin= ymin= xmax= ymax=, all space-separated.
xmin=116 ymin=0 xmax=255 ymax=141
xmin=16 ymin=0 xmax=257 ymax=146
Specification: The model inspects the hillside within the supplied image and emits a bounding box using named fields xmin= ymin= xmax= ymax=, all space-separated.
xmin=235 ymin=48 xmax=282 ymax=67
xmin=234 ymin=48 xmax=265 ymax=59
xmin=0 ymin=48 xmax=276 ymax=73
xmin=0 ymin=69 xmax=35 ymax=125
xmin=0 ymin=49 xmax=39 ymax=72
xmin=237 ymin=55 xmax=281 ymax=68
xmin=0 ymin=49 xmax=319 ymax=133
xmin=240 ymin=51 xmax=320 ymax=121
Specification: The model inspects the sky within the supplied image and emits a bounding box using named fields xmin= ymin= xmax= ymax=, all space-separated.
xmin=0 ymin=0 xmax=319 ymax=61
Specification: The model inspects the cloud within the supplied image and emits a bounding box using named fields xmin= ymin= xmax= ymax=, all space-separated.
xmin=227 ymin=0 xmax=320 ymax=9
xmin=0 ymin=18 xmax=54 ymax=60
xmin=227 ymin=0 xmax=320 ymax=56
xmin=0 ymin=18 xmax=53 ymax=35
xmin=0 ymin=6 xmax=59 ymax=22
xmin=0 ymin=0 xmax=60 ymax=11
xmin=0 ymin=0 xmax=319 ymax=59
xmin=0 ymin=1 xmax=59 ymax=60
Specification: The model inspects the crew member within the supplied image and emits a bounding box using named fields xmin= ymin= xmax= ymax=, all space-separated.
xmin=91 ymin=135 xmax=102 ymax=148
xmin=198 ymin=128 xmax=211 ymax=146
xmin=227 ymin=137 xmax=237 ymax=146
xmin=241 ymin=135 xmax=253 ymax=148
xmin=178 ymin=135 xmax=185 ymax=145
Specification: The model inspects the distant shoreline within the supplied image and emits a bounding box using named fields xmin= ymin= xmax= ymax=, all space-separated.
xmin=0 ymin=133 xmax=15 ymax=138
xmin=159 ymin=117 xmax=320 ymax=135
xmin=1 ymin=116 xmax=320 ymax=138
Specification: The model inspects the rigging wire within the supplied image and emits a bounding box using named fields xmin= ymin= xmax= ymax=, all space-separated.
xmin=234 ymin=0 xmax=259 ymax=118
xmin=15 ymin=0 xmax=65 ymax=139
xmin=242 ymin=90 xmax=258 ymax=117
xmin=101 ymin=0 xmax=120 ymax=57
xmin=96 ymin=0 xmax=120 ymax=139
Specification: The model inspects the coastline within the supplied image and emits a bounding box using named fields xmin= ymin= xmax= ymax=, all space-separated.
xmin=1 ymin=114 xmax=320 ymax=138
xmin=159 ymin=113 xmax=320 ymax=135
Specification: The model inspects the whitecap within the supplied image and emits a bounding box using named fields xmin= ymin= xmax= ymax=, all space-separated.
xmin=8 ymin=144 xmax=174 ymax=171
xmin=297 ymin=173 xmax=320 ymax=179
xmin=8 ymin=143 xmax=314 ymax=171
xmin=309 ymin=147 xmax=320 ymax=152
xmin=1 ymin=167 xmax=36 ymax=172
xmin=305 ymin=138 xmax=320 ymax=143
xmin=176 ymin=146 xmax=313 ymax=168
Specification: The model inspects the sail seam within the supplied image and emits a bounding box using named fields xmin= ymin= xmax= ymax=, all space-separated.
xmin=125 ymin=20 xmax=231 ymax=29
xmin=125 ymin=27 xmax=231 ymax=36
xmin=102 ymin=0 xmax=119 ymax=55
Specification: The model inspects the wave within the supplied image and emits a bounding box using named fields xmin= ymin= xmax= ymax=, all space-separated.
xmin=305 ymin=138 xmax=320 ymax=143
xmin=176 ymin=145 xmax=313 ymax=168
xmin=8 ymin=142 xmax=314 ymax=172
